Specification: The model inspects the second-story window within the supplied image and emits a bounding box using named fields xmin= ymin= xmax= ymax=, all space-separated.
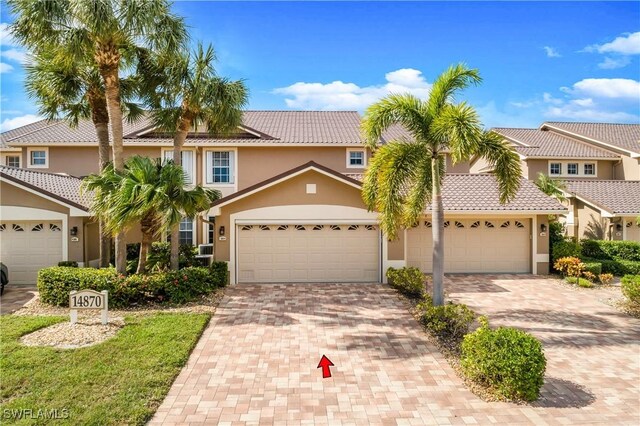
xmin=179 ymin=218 xmax=194 ymax=245
xmin=5 ymin=155 xmax=20 ymax=167
xmin=206 ymin=151 xmax=234 ymax=184
xmin=567 ymin=163 xmax=578 ymax=175
xmin=347 ymin=149 xmax=366 ymax=168
xmin=28 ymin=149 xmax=48 ymax=168
xmin=584 ymin=163 xmax=595 ymax=176
xmin=163 ymin=150 xmax=194 ymax=184
xmin=549 ymin=163 xmax=561 ymax=175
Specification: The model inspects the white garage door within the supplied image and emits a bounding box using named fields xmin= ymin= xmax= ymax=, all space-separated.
xmin=407 ymin=218 xmax=531 ymax=273
xmin=238 ymin=224 xmax=380 ymax=283
xmin=0 ymin=221 xmax=63 ymax=284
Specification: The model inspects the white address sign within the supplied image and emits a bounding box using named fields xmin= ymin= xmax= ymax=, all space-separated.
xmin=69 ymin=290 xmax=109 ymax=324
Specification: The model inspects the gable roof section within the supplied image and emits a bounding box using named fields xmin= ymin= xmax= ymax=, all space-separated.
xmin=563 ymin=180 xmax=640 ymax=216
xmin=492 ymin=127 xmax=619 ymax=159
xmin=0 ymin=166 xmax=90 ymax=211
xmin=542 ymin=122 xmax=640 ymax=157
xmin=1 ymin=111 xmax=365 ymax=146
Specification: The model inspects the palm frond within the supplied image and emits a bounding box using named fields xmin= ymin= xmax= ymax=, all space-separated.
xmin=475 ymin=131 xmax=523 ymax=203
xmin=426 ymin=63 xmax=481 ymax=118
xmin=430 ymin=102 xmax=482 ymax=163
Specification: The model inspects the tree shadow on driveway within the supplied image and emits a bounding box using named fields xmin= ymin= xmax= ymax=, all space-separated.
xmin=534 ymin=377 xmax=596 ymax=408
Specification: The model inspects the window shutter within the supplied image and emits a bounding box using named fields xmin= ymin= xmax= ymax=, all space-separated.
xmin=206 ymin=151 xmax=213 ymax=184
xmin=182 ymin=151 xmax=194 ymax=184
xmin=228 ymin=151 xmax=235 ymax=184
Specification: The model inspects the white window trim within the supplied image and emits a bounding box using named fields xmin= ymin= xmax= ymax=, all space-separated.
xmin=27 ymin=147 xmax=49 ymax=169
xmin=202 ymin=148 xmax=238 ymax=190
xmin=346 ymin=148 xmax=367 ymax=169
xmin=2 ymin=153 xmax=21 ymax=168
xmin=161 ymin=147 xmax=197 ymax=185
xmin=179 ymin=217 xmax=196 ymax=246
xmin=548 ymin=160 xmax=597 ymax=178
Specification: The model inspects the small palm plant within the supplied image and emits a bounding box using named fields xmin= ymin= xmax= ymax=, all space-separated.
xmin=361 ymin=64 xmax=522 ymax=305
xmin=83 ymin=156 xmax=219 ymax=274
xmin=534 ymin=173 xmax=567 ymax=203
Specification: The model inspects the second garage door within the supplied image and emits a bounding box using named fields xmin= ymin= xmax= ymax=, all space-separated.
xmin=407 ymin=218 xmax=531 ymax=273
xmin=0 ymin=221 xmax=64 ymax=284
xmin=237 ymin=224 xmax=380 ymax=283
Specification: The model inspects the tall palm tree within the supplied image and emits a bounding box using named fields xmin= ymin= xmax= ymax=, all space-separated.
xmin=361 ymin=64 xmax=522 ymax=306
xmin=83 ymin=156 xmax=220 ymax=274
xmin=141 ymin=43 xmax=248 ymax=269
xmin=534 ymin=172 xmax=567 ymax=203
xmin=25 ymin=49 xmax=143 ymax=267
xmin=9 ymin=0 xmax=188 ymax=274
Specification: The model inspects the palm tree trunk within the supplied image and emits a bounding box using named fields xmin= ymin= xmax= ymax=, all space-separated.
xmin=431 ymin=155 xmax=445 ymax=306
xmin=137 ymin=214 xmax=155 ymax=274
xmin=170 ymin=112 xmax=192 ymax=270
xmin=90 ymin=93 xmax=112 ymax=268
xmin=97 ymin=46 xmax=126 ymax=274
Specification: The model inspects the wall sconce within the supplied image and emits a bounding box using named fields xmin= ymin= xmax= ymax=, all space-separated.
xmin=540 ymin=224 xmax=547 ymax=233
xmin=218 ymin=226 xmax=225 ymax=236
xmin=70 ymin=226 xmax=78 ymax=236
xmin=616 ymin=223 xmax=623 ymax=232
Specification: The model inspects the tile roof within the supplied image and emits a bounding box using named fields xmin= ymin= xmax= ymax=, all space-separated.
xmin=0 ymin=166 xmax=90 ymax=210
xmin=543 ymin=122 xmax=640 ymax=155
xmin=564 ymin=180 xmax=640 ymax=215
xmin=0 ymin=111 xmax=366 ymax=146
xmin=492 ymin=128 xmax=619 ymax=158
xmin=345 ymin=172 xmax=566 ymax=212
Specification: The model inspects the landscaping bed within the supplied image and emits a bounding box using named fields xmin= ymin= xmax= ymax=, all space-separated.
xmin=0 ymin=313 xmax=210 ymax=425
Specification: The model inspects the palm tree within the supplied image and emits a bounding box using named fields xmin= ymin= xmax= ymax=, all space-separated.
xmin=9 ymin=0 xmax=187 ymax=274
xmin=83 ymin=156 xmax=219 ymax=274
xmin=141 ymin=43 xmax=248 ymax=269
xmin=534 ymin=172 xmax=567 ymax=203
xmin=25 ymin=49 xmax=143 ymax=267
xmin=361 ymin=64 xmax=522 ymax=306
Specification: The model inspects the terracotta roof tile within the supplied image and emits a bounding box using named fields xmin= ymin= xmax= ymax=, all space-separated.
xmin=345 ymin=173 xmax=566 ymax=212
xmin=0 ymin=166 xmax=90 ymax=210
xmin=564 ymin=180 xmax=640 ymax=215
xmin=492 ymin=128 xmax=618 ymax=158
xmin=543 ymin=122 xmax=640 ymax=155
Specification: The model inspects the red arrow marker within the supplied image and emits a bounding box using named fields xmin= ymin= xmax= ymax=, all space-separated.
xmin=317 ymin=355 xmax=334 ymax=378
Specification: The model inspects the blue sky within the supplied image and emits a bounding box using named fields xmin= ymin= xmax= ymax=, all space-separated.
xmin=1 ymin=1 xmax=639 ymax=131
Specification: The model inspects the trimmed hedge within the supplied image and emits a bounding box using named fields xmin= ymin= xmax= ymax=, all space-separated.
xmin=57 ymin=261 xmax=79 ymax=268
xmin=386 ymin=267 xmax=425 ymax=298
xmin=420 ymin=303 xmax=475 ymax=344
xmin=582 ymin=261 xmax=602 ymax=276
xmin=38 ymin=262 xmax=228 ymax=308
xmin=581 ymin=239 xmax=640 ymax=262
xmin=461 ymin=317 xmax=546 ymax=401
xmin=581 ymin=257 xmax=640 ymax=276
xmin=551 ymin=240 xmax=581 ymax=263
xmin=621 ymin=275 xmax=640 ymax=304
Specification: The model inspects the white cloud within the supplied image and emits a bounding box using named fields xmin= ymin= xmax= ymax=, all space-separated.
xmin=597 ymin=56 xmax=632 ymax=69
xmin=273 ymin=68 xmax=431 ymax=110
xmin=545 ymin=106 xmax=637 ymax=122
xmin=0 ymin=62 xmax=14 ymax=73
xmin=0 ymin=23 xmax=17 ymax=47
xmin=543 ymin=46 xmax=561 ymax=58
xmin=586 ymin=31 xmax=640 ymax=55
xmin=0 ymin=114 xmax=41 ymax=132
xmin=566 ymin=78 xmax=640 ymax=100
xmin=570 ymin=98 xmax=595 ymax=107
xmin=1 ymin=48 xmax=28 ymax=64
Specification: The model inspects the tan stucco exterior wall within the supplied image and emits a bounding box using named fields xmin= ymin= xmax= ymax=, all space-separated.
xmin=85 ymin=221 xmax=100 ymax=262
xmin=214 ymin=170 xmax=368 ymax=262
xmin=536 ymin=215 xmax=550 ymax=274
xmin=614 ymin=156 xmax=640 ymax=180
xmin=387 ymin=232 xmax=404 ymax=260
xmin=1 ymin=181 xmax=70 ymax=213
xmin=575 ymin=200 xmax=606 ymax=240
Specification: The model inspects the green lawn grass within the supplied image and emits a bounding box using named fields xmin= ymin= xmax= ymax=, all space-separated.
xmin=0 ymin=313 xmax=210 ymax=425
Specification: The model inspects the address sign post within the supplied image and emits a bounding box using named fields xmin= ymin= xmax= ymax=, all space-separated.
xmin=69 ymin=289 xmax=109 ymax=325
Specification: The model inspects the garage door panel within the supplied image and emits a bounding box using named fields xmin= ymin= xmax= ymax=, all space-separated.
xmin=407 ymin=218 xmax=530 ymax=273
xmin=238 ymin=224 xmax=379 ymax=283
xmin=0 ymin=221 xmax=64 ymax=285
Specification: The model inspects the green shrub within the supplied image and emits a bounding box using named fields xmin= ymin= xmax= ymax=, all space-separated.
xmin=121 ymin=242 xmax=199 ymax=273
xmin=57 ymin=261 xmax=79 ymax=268
xmin=386 ymin=267 xmax=425 ymax=298
xmin=552 ymin=240 xmax=581 ymax=263
xmin=581 ymin=240 xmax=640 ymax=262
xmin=582 ymin=261 xmax=602 ymax=276
xmin=582 ymin=257 xmax=640 ymax=276
xmin=461 ymin=317 xmax=546 ymax=401
xmin=210 ymin=261 xmax=229 ymax=287
xmin=421 ymin=303 xmax=475 ymax=343
xmin=38 ymin=266 xmax=226 ymax=308
xmin=621 ymin=275 xmax=640 ymax=304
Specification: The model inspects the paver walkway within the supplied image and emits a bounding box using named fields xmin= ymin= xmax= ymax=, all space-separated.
xmin=151 ymin=276 xmax=640 ymax=425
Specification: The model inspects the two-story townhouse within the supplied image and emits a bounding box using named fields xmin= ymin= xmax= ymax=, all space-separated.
xmin=486 ymin=123 xmax=640 ymax=242
xmin=0 ymin=111 xmax=565 ymax=284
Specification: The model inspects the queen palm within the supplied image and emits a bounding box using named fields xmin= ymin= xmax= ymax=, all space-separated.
xmin=25 ymin=49 xmax=143 ymax=267
xmin=534 ymin=172 xmax=567 ymax=203
xmin=142 ymin=43 xmax=248 ymax=269
xmin=83 ymin=156 xmax=220 ymax=274
xmin=361 ymin=64 xmax=522 ymax=306
xmin=9 ymin=0 xmax=187 ymax=274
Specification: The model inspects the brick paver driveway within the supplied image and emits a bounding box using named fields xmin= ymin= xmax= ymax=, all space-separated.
xmin=151 ymin=276 xmax=640 ymax=425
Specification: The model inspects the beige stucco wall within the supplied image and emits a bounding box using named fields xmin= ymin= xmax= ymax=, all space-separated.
xmin=575 ymin=200 xmax=607 ymax=240
xmin=387 ymin=232 xmax=404 ymax=260
xmin=1 ymin=181 xmax=69 ymax=213
xmin=214 ymin=170 xmax=368 ymax=262
xmin=614 ymin=156 xmax=640 ymax=180
xmin=536 ymin=215 xmax=550 ymax=274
